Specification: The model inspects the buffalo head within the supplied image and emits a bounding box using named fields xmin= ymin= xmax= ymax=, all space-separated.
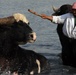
xmin=52 ymin=4 xmax=72 ymax=15
xmin=11 ymin=21 xmax=36 ymax=44
xmin=0 ymin=13 xmax=36 ymax=45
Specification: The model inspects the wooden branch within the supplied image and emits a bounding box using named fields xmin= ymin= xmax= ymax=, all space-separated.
xmin=28 ymin=9 xmax=42 ymax=17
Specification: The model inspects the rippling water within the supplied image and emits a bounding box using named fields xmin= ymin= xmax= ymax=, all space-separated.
xmin=0 ymin=0 xmax=76 ymax=75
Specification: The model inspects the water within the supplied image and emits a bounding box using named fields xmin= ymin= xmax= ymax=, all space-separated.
xmin=0 ymin=0 xmax=76 ymax=75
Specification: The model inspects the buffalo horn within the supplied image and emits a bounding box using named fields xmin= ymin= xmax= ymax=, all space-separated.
xmin=52 ymin=6 xmax=59 ymax=12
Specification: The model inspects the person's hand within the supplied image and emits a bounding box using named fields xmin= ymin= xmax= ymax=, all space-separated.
xmin=40 ymin=14 xmax=48 ymax=19
xmin=41 ymin=14 xmax=53 ymax=21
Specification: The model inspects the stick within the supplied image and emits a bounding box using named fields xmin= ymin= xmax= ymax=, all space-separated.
xmin=28 ymin=9 xmax=42 ymax=17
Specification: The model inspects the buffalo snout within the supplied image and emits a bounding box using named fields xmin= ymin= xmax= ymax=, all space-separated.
xmin=28 ymin=32 xmax=36 ymax=43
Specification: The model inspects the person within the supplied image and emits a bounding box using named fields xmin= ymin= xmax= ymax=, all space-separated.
xmin=40 ymin=2 xmax=76 ymax=39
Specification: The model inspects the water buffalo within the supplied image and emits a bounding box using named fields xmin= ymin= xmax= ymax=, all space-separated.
xmin=52 ymin=4 xmax=76 ymax=67
xmin=0 ymin=13 xmax=49 ymax=75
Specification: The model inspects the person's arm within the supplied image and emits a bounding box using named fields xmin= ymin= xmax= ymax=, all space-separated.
xmin=28 ymin=9 xmax=53 ymax=21
xmin=40 ymin=14 xmax=53 ymax=21
xmin=40 ymin=13 xmax=71 ymax=24
xmin=28 ymin=9 xmax=69 ymax=24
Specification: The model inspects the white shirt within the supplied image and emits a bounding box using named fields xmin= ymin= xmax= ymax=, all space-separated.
xmin=53 ymin=13 xmax=76 ymax=39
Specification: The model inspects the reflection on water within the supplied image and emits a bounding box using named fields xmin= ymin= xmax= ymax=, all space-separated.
xmin=39 ymin=53 xmax=76 ymax=75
